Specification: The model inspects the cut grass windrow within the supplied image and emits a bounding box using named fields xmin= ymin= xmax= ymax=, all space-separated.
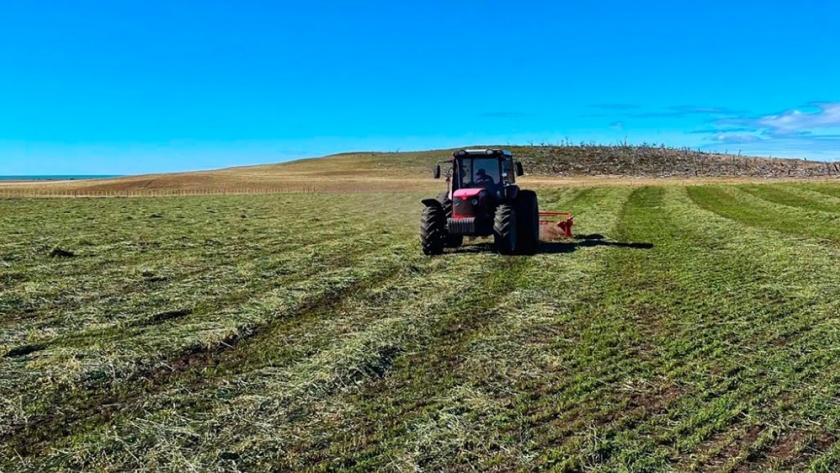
xmin=688 ymin=185 xmax=840 ymax=243
xmin=1 ymin=195 xmax=420 ymax=447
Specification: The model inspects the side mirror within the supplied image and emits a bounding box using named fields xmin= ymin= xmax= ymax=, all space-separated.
xmin=515 ymin=162 xmax=524 ymax=176
xmin=434 ymin=165 xmax=441 ymax=179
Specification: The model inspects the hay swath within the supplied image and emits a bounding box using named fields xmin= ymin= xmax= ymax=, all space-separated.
xmin=539 ymin=211 xmax=574 ymax=238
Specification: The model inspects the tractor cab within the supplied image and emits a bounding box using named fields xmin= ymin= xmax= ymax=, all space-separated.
xmin=434 ymin=149 xmax=524 ymax=201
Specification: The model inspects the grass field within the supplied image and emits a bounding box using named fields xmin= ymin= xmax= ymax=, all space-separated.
xmin=3 ymin=181 xmax=840 ymax=472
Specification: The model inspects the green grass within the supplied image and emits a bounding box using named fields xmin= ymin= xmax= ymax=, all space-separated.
xmin=3 ymin=183 xmax=840 ymax=472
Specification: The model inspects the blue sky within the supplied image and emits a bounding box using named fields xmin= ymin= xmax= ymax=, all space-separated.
xmin=1 ymin=0 xmax=838 ymax=175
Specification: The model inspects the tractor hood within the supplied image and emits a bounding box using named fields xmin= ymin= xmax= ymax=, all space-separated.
xmin=451 ymin=188 xmax=488 ymax=219
xmin=452 ymin=188 xmax=484 ymax=200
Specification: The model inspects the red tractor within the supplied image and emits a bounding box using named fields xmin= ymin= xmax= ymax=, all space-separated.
xmin=420 ymin=148 xmax=572 ymax=255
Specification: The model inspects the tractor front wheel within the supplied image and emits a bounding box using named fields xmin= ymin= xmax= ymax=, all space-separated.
xmin=493 ymin=204 xmax=518 ymax=255
xmin=420 ymin=205 xmax=446 ymax=255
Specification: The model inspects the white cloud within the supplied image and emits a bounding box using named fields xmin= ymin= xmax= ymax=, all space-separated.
xmin=715 ymin=134 xmax=761 ymax=144
xmin=757 ymin=102 xmax=840 ymax=133
xmin=701 ymin=102 xmax=840 ymax=160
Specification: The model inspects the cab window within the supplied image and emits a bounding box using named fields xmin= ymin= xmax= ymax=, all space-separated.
xmin=501 ymin=159 xmax=515 ymax=183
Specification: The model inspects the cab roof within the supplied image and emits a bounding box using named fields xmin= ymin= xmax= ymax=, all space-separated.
xmin=452 ymin=148 xmax=513 ymax=158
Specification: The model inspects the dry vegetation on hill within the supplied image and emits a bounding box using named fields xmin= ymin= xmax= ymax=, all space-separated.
xmin=516 ymin=142 xmax=838 ymax=178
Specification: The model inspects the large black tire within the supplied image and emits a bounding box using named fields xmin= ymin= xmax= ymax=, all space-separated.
xmin=436 ymin=192 xmax=463 ymax=248
xmin=493 ymin=204 xmax=517 ymax=254
xmin=420 ymin=205 xmax=446 ymax=255
xmin=515 ymin=190 xmax=540 ymax=255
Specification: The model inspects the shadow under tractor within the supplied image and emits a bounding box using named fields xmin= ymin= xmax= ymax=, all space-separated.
xmin=420 ymin=148 xmax=574 ymax=255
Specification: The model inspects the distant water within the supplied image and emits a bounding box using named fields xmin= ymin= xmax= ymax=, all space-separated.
xmin=0 ymin=175 xmax=122 ymax=181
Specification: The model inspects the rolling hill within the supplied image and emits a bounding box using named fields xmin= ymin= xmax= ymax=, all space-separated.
xmin=1 ymin=144 xmax=836 ymax=197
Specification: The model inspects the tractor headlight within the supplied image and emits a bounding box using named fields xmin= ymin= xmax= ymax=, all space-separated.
xmin=471 ymin=198 xmax=478 ymax=205
xmin=453 ymin=198 xmax=461 ymax=206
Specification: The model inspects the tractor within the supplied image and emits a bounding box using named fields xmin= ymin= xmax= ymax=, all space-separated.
xmin=419 ymin=148 xmax=573 ymax=255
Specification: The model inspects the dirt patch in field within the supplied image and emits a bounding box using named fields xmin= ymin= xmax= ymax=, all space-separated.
xmin=752 ymin=431 xmax=837 ymax=472
xmin=702 ymin=425 xmax=764 ymax=472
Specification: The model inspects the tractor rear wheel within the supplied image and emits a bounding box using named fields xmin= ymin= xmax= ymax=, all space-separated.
xmin=493 ymin=204 xmax=517 ymax=255
xmin=437 ymin=192 xmax=463 ymax=248
xmin=515 ymin=190 xmax=540 ymax=255
xmin=420 ymin=205 xmax=446 ymax=255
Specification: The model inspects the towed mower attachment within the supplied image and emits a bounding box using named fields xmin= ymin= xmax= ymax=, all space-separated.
xmin=539 ymin=211 xmax=574 ymax=238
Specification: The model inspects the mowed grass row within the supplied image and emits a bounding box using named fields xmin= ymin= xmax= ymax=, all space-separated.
xmin=3 ymin=182 xmax=840 ymax=471
xmin=0 ymin=194 xmax=430 ymax=446
xmin=0 ymin=188 xmax=587 ymax=469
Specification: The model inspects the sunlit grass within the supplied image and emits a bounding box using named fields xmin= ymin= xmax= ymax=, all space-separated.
xmin=3 ymin=182 xmax=840 ymax=471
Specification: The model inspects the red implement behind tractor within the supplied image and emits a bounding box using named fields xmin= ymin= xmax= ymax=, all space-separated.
xmin=540 ymin=211 xmax=574 ymax=238
xmin=420 ymin=148 xmax=573 ymax=255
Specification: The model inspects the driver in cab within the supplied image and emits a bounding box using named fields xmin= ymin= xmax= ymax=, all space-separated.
xmin=474 ymin=169 xmax=495 ymax=186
